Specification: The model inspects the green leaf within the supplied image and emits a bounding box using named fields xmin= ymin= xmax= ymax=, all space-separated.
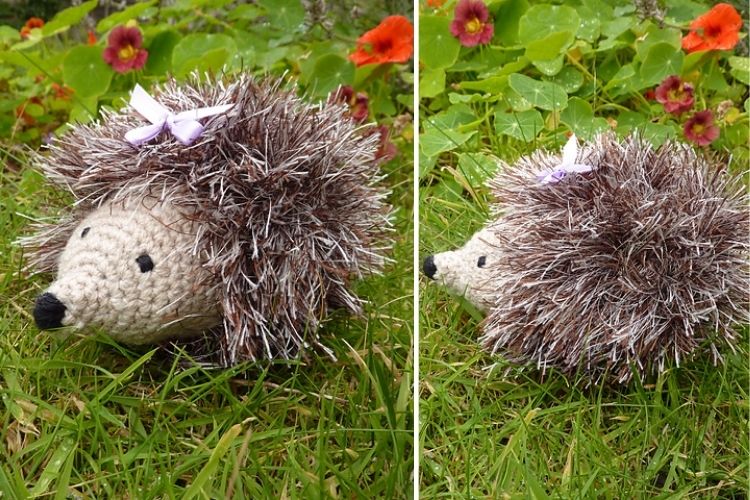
xmin=420 ymin=68 xmax=446 ymax=99
xmin=97 ymin=1 xmax=157 ymax=32
xmin=525 ymin=31 xmax=574 ymax=62
xmin=63 ymin=46 xmax=112 ymax=98
xmin=519 ymin=4 xmax=579 ymax=44
xmin=576 ymin=7 xmax=602 ymax=42
xmin=0 ymin=26 xmax=20 ymax=45
xmin=420 ymin=16 xmax=461 ymax=70
xmin=172 ymin=33 xmax=236 ymax=77
xmin=639 ymin=42 xmax=683 ymax=87
xmin=728 ymin=56 xmax=749 ymax=85
xmin=546 ymin=66 xmax=584 ymax=93
xmin=257 ymin=0 xmax=305 ymax=32
xmin=532 ymin=55 xmax=564 ymax=76
xmin=634 ymin=24 xmax=681 ymax=60
xmin=309 ymin=54 xmax=354 ymax=97
xmin=493 ymin=0 xmax=529 ymax=45
xmin=494 ymin=109 xmax=543 ymax=141
xmin=227 ymin=4 xmax=263 ymax=20
xmin=559 ymin=97 xmax=609 ymax=140
xmin=421 ymin=117 xmax=476 ymax=157
xmin=459 ymin=76 xmax=507 ymax=94
xmin=641 ymin=122 xmax=676 ymax=147
xmin=144 ymin=30 xmax=180 ymax=75
xmin=508 ymin=73 xmax=568 ymax=111
xmin=42 ymin=0 xmax=97 ymax=36
xmin=457 ymin=153 xmax=499 ymax=185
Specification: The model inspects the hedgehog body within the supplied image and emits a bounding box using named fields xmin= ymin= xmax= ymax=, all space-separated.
xmin=25 ymin=75 xmax=392 ymax=366
xmin=425 ymin=134 xmax=748 ymax=383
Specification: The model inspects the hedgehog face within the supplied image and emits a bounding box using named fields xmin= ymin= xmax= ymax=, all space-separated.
xmin=33 ymin=198 xmax=222 ymax=344
xmin=422 ymin=227 xmax=500 ymax=312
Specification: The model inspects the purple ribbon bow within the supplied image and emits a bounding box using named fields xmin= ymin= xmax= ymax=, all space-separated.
xmin=537 ymin=134 xmax=594 ymax=184
xmin=124 ymin=84 xmax=234 ymax=146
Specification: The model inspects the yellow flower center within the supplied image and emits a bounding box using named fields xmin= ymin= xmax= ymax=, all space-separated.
xmin=692 ymin=123 xmax=704 ymax=134
xmin=465 ymin=17 xmax=483 ymax=35
xmin=118 ymin=44 xmax=137 ymax=61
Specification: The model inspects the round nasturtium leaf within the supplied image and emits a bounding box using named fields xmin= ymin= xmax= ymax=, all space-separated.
xmin=519 ymin=4 xmax=580 ymax=44
xmin=309 ymin=54 xmax=354 ymax=97
xmin=63 ymin=46 xmax=113 ymax=98
xmin=172 ymin=33 xmax=237 ymax=77
xmin=420 ymin=16 xmax=460 ymax=70
xmin=494 ymin=109 xmax=544 ymax=142
xmin=508 ymin=73 xmax=568 ymax=111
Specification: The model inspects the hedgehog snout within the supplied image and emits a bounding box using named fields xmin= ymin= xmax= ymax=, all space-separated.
xmin=422 ymin=255 xmax=437 ymax=279
xmin=33 ymin=292 xmax=67 ymax=330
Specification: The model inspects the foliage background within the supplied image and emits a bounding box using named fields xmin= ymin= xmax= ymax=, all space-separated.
xmin=419 ymin=0 xmax=749 ymax=497
xmin=0 ymin=0 xmax=414 ymax=497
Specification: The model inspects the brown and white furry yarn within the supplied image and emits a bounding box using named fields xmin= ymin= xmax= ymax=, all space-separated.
xmin=481 ymin=133 xmax=748 ymax=383
xmin=23 ymin=74 xmax=392 ymax=366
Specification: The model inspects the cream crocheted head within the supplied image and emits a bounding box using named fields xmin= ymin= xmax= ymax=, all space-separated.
xmin=24 ymin=75 xmax=392 ymax=365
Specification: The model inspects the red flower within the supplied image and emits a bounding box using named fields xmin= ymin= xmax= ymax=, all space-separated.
xmin=654 ymin=75 xmax=694 ymax=115
xmin=682 ymin=3 xmax=743 ymax=53
xmin=684 ymin=110 xmax=719 ymax=146
xmin=427 ymin=0 xmax=447 ymax=7
xmin=330 ymin=86 xmax=370 ymax=123
xmin=450 ymin=0 xmax=494 ymax=47
xmin=349 ymin=15 xmax=414 ymax=67
xmin=102 ymin=26 xmax=148 ymax=73
xmin=87 ymin=30 xmax=97 ymax=46
xmin=20 ymin=17 xmax=44 ymax=39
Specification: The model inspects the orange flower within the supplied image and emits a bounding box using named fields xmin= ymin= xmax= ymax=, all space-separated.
xmin=427 ymin=0 xmax=446 ymax=7
xmin=682 ymin=3 xmax=743 ymax=53
xmin=87 ymin=30 xmax=97 ymax=45
xmin=20 ymin=17 xmax=44 ymax=39
xmin=349 ymin=15 xmax=414 ymax=67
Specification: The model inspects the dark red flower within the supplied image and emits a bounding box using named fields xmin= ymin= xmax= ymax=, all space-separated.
xmin=450 ymin=0 xmax=494 ymax=47
xmin=682 ymin=3 xmax=743 ymax=53
xmin=102 ymin=26 xmax=148 ymax=73
xmin=20 ymin=17 xmax=44 ymax=39
xmin=654 ymin=75 xmax=694 ymax=115
xmin=349 ymin=15 xmax=414 ymax=67
xmin=684 ymin=110 xmax=719 ymax=146
xmin=330 ymin=86 xmax=370 ymax=124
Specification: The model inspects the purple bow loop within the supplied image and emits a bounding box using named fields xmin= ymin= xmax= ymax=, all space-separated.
xmin=537 ymin=134 xmax=594 ymax=184
xmin=124 ymin=84 xmax=234 ymax=146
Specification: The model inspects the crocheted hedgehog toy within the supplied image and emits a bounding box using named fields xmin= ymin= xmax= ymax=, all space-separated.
xmin=424 ymin=134 xmax=748 ymax=383
xmin=23 ymin=75 xmax=392 ymax=366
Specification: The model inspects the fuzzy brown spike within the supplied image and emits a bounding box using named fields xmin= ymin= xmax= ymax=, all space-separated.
xmin=482 ymin=133 xmax=748 ymax=383
xmin=22 ymin=74 xmax=392 ymax=365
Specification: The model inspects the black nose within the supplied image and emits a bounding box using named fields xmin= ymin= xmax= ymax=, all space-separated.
xmin=423 ymin=255 xmax=437 ymax=280
xmin=33 ymin=292 xmax=66 ymax=330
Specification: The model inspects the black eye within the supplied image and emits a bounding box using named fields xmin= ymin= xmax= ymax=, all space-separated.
xmin=136 ymin=253 xmax=154 ymax=273
xmin=477 ymin=256 xmax=486 ymax=268
xmin=81 ymin=227 xmax=90 ymax=238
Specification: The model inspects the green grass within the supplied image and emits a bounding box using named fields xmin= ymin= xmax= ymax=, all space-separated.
xmin=418 ymin=137 xmax=750 ymax=498
xmin=0 ymin=146 xmax=413 ymax=498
